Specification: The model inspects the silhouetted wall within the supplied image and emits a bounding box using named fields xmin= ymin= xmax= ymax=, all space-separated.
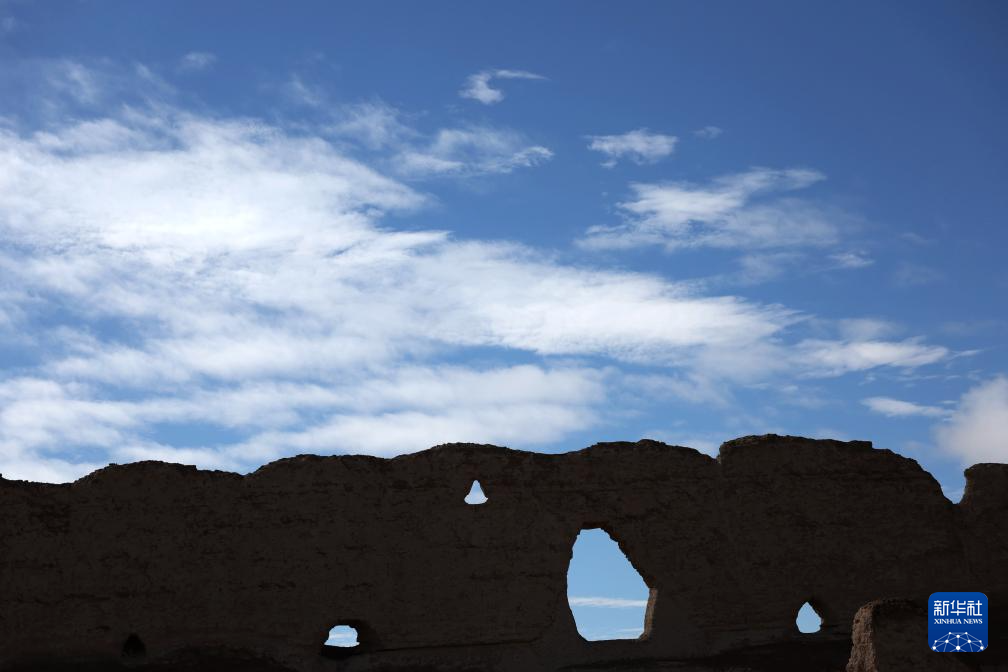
xmin=1 ymin=435 xmax=1005 ymax=671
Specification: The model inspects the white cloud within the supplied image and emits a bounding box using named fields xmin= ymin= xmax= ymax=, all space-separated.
xmin=178 ymin=51 xmax=217 ymax=72
xmin=45 ymin=60 xmax=104 ymax=105
xmin=286 ymin=74 xmax=325 ymax=107
xmin=0 ymin=114 xmax=423 ymax=253
xmin=935 ymin=377 xmax=1008 ymax=463
xmin=586 ymin=129 xmax=677 ymax=166
xmin=395 ymin=126 xmax=552 ymax=177
xmin=694 ymin=126 xmax=723 ymax=139
xmin=310 ymin=97 xmax=551 ymax=178
xmin=0 ymin=63 xmax=954 ymax=482
xmin=327 ymin=101 xmax=415 ymax=150
xmin=568 ymin=596 xmax=649 ymax=608
xmin=795 ymin=339 xmax=948 ymax=376
xmin=732 ymin=252 xmax=800 ymax=285
xmin=580 ymin=168 xmax=839 ymax=252
xmin=459 ymin=69 xmax=545 ymax=105
xmin=829 ymin=251 xmax=874 ymax=269
xmin=0 ymin=100 xmax=788 ymax=479
xmin=862 ymin=396 xmax=950 ymax=418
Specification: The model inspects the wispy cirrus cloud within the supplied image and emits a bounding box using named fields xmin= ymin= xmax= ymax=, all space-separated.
xmin=0 ymin=61 xmax=954 ymax=482
xmin=326 ymin=101 xmax=417 ymax=150
xmin=282 ymin=87 xmax=552 ymax=179
xmin=178 ymin=51 xmax=217 ymax=72
xmin=694 ymin=125 xmax=723 ymax=139
xmin=0 ymin=92 xmax=775 ymax=479
xmin=459 ymin=69 xmax=545 ymax=105
xmin=829 ymin=251 xmax=874 ymax=269
xmin=395 ymin=126 xmax=552 ymax=178
xmin=862 ymin=396 xmax=950 ymax=418
xmin=580 ymin=168 xmax=840 ymax=252
xmin=568 ymin=596 xmax=649 ymax=608
xmin=586 ymin=129 xmax=677 ymax=167
xmin=795 ymin=339 xmax=948 ymax=377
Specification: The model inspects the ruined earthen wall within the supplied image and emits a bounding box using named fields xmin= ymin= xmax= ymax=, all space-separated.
xmin=1 ymin=435 xmax=1005 ymax=671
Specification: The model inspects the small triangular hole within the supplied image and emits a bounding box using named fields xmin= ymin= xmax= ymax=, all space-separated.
xmin=464 ymin=480 xmax=488 ymax=505
xmin=796 ymin=601 xmax=822 ymax=633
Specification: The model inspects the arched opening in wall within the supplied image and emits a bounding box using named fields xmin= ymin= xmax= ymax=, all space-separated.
xmin=464 ymin=479 xmax=488 ymax=505
xmin=796 ymin=601 xmax=823 ymax=633
xmin=320 ymin=624 xmax=360 ymax=658
xmin=121 ymin=633 xmax=146 ymax=658
xmin=566 ymin=528 xmax=651 ymax=641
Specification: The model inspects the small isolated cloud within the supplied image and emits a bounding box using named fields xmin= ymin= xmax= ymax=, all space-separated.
xmin=862 ymin=396 xmax=950 ymax=418
xmin=586 ymin=129 xmax=677 ymax=167
xmin=568 ymin=596 xmax=649 ymax=608
xmin=796 ymin=339 xmax=948 ymax=376
xmin=694 ymin=125 xmax=723 ymax=139
xmin=178 ymin=51 xmax=217 ymax=72
xmin=580 ymin=168 xmax=839 ymax=252
xmin=829 ymin=251 xmax=874 ymax=269
xmin=935 ymin=377 xmax=1008 ymax=464
xmin=396 ymin=126 xmax=552 ymax=178
xmin=459 ymin=69 xmax=545 ymax=105
xmin=286 ymin=74 xmax=325 ymax=107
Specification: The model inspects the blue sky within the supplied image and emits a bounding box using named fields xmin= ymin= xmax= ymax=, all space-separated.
xmin=1 ymin=0 xmax=1006 ymax=641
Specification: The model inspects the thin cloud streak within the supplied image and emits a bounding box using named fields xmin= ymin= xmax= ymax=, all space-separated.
xmin=178 ymin=52 xmax=216 ymax=72
xmin=580 ymin=168 xmax=840 ymax=252
xmin=694 ymin=125 xmax=723 ymax=139
xmin=460 ymin=69 xmax=545 ymax=105
xmin=568 ymin=596 xmax=649 ymax=608
xmin=586 ymin=129 xmax=677 ymax=167
xmin=862 ymin=396 xmax=950 ymax=418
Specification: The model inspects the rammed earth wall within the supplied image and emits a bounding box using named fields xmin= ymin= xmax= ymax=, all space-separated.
xmin=1 ymin=435 xmax=1006 ymax=671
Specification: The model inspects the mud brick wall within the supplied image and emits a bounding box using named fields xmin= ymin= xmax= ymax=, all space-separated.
xmin=1 ymin=435 xmax=1005 ymax=671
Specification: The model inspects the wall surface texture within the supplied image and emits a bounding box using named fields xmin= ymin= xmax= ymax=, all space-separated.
xmin=1 ymin=434 xmax=1005 ymax=671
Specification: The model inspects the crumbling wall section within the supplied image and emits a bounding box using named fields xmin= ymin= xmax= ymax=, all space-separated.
xmin=1 ymin=435 xmax=1005 ymax=671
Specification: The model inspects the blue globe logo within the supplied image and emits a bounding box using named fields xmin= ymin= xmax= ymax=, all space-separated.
xmin=932 ymin=632 xmax=985 ymax=652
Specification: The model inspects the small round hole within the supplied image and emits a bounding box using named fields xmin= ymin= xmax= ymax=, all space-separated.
xmin=122 ymin=633 xmax=146 ymax=658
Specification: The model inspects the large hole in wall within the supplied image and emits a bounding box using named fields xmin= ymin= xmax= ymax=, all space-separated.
xmin=796 ymin=601 xmax=823 ymax=633
xmin=566 ymin=528 xmax=651 ymax=641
